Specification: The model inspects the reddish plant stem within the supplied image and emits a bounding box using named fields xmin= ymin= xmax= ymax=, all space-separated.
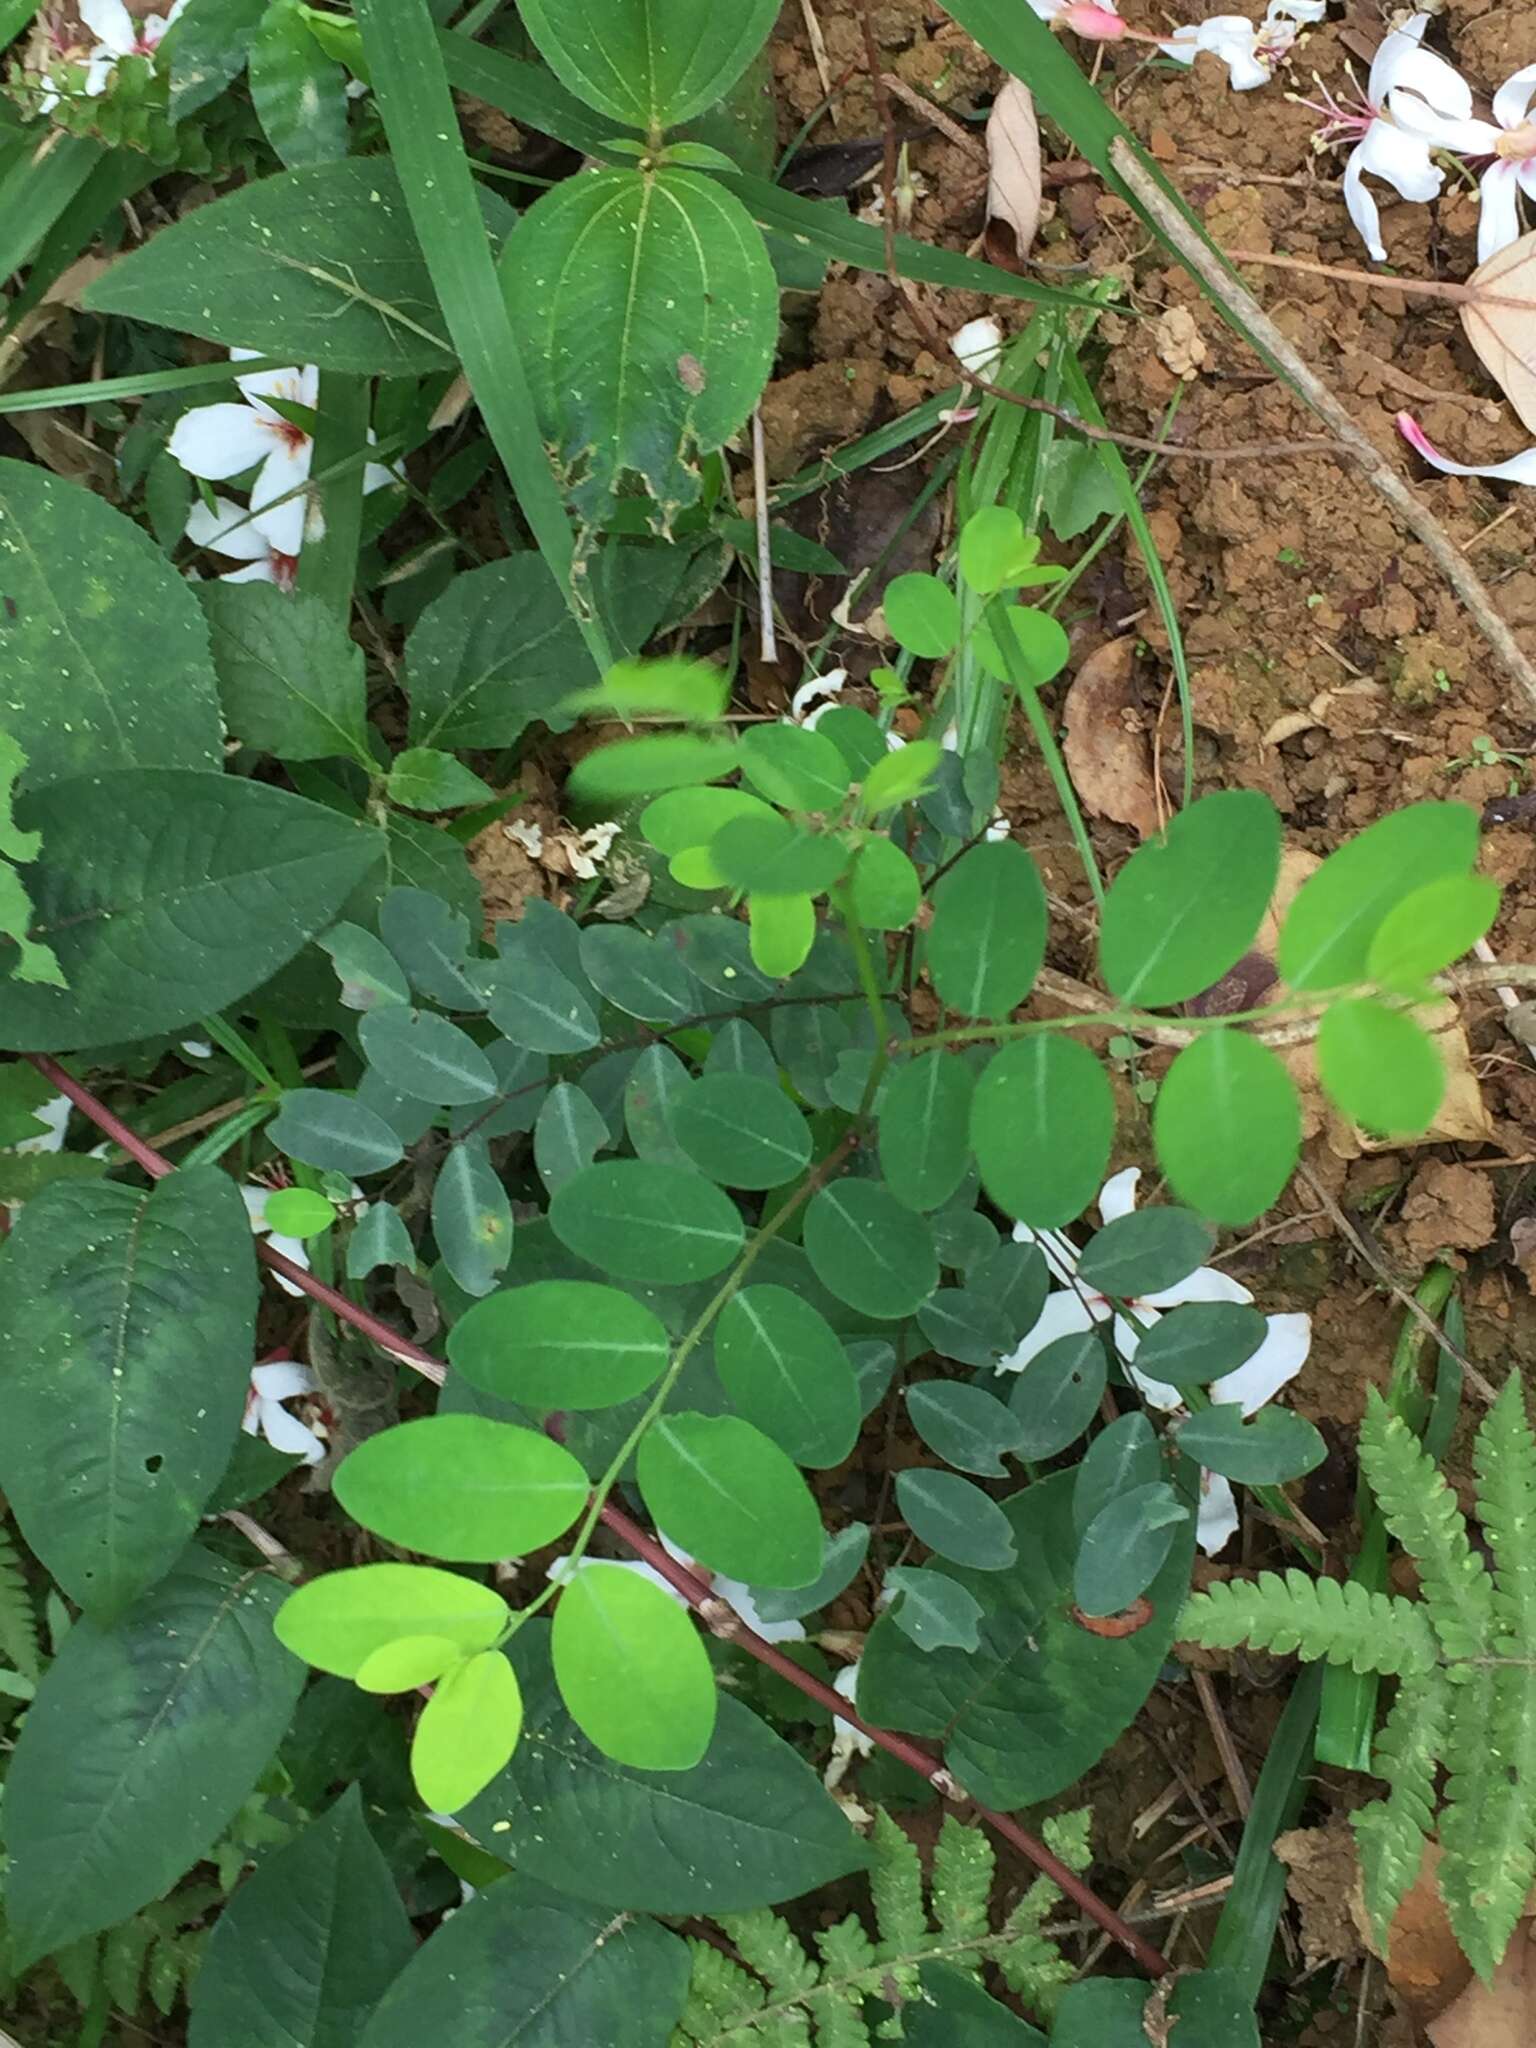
xmin=27 ymin=1053 xmax=1170 ymax=1979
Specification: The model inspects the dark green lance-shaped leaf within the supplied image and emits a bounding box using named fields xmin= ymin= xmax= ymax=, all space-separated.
xmin=518 ymin=0 xmax=779 ymax=129
xmin=550 ymin=1161 xmax=744 ymax=1283
xmin=673 ymin=1073 xmax=812 ymax=1190
xmin=552 ymin=1563 xmax=716 ymax=1769
xmin=249 ymin=0 xmax=349 ymax=166
xmin=406 ymin=555 xmax=591 ymax=752
xmin=915 ymin=1287 xmax=1016 ymax=1370
xmin=450 ymin=1280 xmax=670 ymax=1410
xmin=858 ymin=1471 xmax=1193 ymax=1808
xmin=1278 ymin=801 xmax=1479 ymax=991
xmin=1005 ymin=1329 xmax=1107 ymax=1459
xmin=579 ymin=924 xmax=699 ymax=1025
xmin=926 ymin=840 xmax=1047 ymax=1019
xmin=0 ymin=771 xmax=382 ymax=1052
xmin=335 ymin=1416 xmax=586 ymax=1561
xmin=1072 ymin=1413 xmax=1159 ymax=1537
xmin=318 ymin=922 xmax=410 ymax=1012
xmin=803 ymin=1180 xmax=938 ymax=1320
xmin=4 ymin=1550 xmax=304 ymax=1967
xmin=0 ymin=1171 xmax=255 ymax=1617
xmin=885 ymin=1566 xmax=985 ymax=1653
xmin=714 ymin=1284 xmax=860 ymax=1468
xmin=358 ymin=1877 xmax=689 ymax=2048
xmin=896 ymin=1469 xmax=1016 ymax=1570
xmin=270 ymin=1089 xmax=405 ymax=1177
xmin=533 ymin=1082 xmax=608 ymax=1195
xmin=165 ymin=0 xmax=269 ymax=119
xmin=1099 ymin=790 xmax=1280 ymax=1009
xmin=504 ymin=167 xmax=777 ymax=527
xmin=1130 ymin=1302 xmax=1268 ymax=1389
xmin=878 ymin=1052 xmax=975 ymax=1213
xmin=0 ymin=461 xmax=221 ymax=792
xmin=274 ymin=1562 xmax=509 ymax=1677
xmin=82 ymin=159 xmax=501 ymax=373
xmin=359 ymin=1005 xmax=496 ymax=1106
xmin=1317 ymin=998 xmax=1445 ymax=1135
xmin=747 ymin=1523 xmax=871 ymax=1625
xmin=904 ymin=1963 xmax=1048 ymax=2044
xmin=906 ymin=1381 xmax=1026 ymax=1477
xmin=433 ymin=1137 xmax=512 ymax=1297
xmin=1367 ymin=871 xmax=1500 ymax=988
xmin=465 ymin=1621 xmax=867 ymax=1909
xmin=1074 ymin=1482 xmax=1190 ymax=1618
xmin=1153 ymin=1028 xmax=1300 ymax=1226
xmin=378 ymin=884 xmax=483 ymax=1009
xmin=385 ymin=747 xmax=495 ymax=813
xmin=474 ymin=941 xmax=601 ymax=1056
xmin=971 ymin=1036 xmax=1114 ymax=1228
xmin=638 ymin=1412 xmax=823 ymax=1587
xmin=1076 ymin=1206 xmax=1213 ymax=1300
xmin=738 ymin=723 xmax=850 ymax=811
xmin=1177 ymin=1404 xmax=1327 ymax=1485
xmin=188 ymin=1787 xmax=413 ymax=2048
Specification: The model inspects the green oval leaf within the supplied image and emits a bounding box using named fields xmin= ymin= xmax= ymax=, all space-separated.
xmin=450 ymin=1280 xmax=670 ymax=1410
xmin=534 ymin=1082 xmax=610 ymax=1195
xmin=849 ymin=834 xmax=921 ymax=930
xmin=1074 ymin=1483 xmax=1189 ymax=1618
xmin=971 ymin=1036 xmax=1114 ymax=1228
xmin=642 ymin=784 xmax=775 ymax=857
xmin=1003 ymin=1329 xmax=1107 ymax=1459
xmin=273 ymin=1563 xmax=508 ymax=1678
xmin=552 ymin=1563 xmax=716 ymax=1768
xmin=1076 ymin=1207 xmax=1213 ymax=1300
xmin=672 ymin=1073 xmax=812 ymax=1189
xmin=355 ymin=1635 xmax=464 ymax=1694
xmin=578 ymin=924 xmax=700 ymax=1024
xmin=1279 ymin=801 xmax=1480 ymax=991
xmin=359 ymin=1005 xmax=496 ymax=1106
xmin=270 ymin=1088 xmax=406 ymax=1177
xmin=738 ymin=723 xmax=850 ymax=811
xmin=895 ymin=1468 xmax=1017 ymax=1570
xmin=411 ymin=1649 xmax=524 ymax=1813
xmin=1099 ymin=790 xmax=1280 ymax=1008
xmin=883 ymin=572 xmax=961 ymax=658
xmin=549 ymin=1161 xmax=745 ymax=1282
xmin=567 ymin=732 xmax=740 ymax=802
xmin=335 ymin=1417 xmax=587 ymax=1561
xmin=858 ymin=739 xmax=943 ymax=816
xmin=748 ymin=891 xmax=816 ymax=978
xmin=1153 ymin=1029 xmax=1301 ymax=1225
xmin=926 ymin=840 xmax=1047 ymax=1018
xmin=878 ymin=1053 xmax=975 ymax=1212
xmin=432 ymin=1136 xmax=512 ymax=1297
xmin=885 ymin=1566 xmax=985 ymax=1652
xmin=1177 ymin=1403 xmax=1327 ymax=1484
xmin=476 ymin=940 xmax=602 ymax=1056
xmin=1317 ymin=998 xmax=1445 ymax=1135
xmin=906 ymin=1380 xmax=1027 ymax=1477
xmin=518 ymin=0 xmax=779 ymax=129
xmin=710 ymin=813 xmax=849 ymax=896
xmin=972 ymin=604 xmax=1070 ymax=687
xmin=1366 ymin=871 xmax=1500 ymax=987
xmin=1129 ymin=1303 xmax=1268 ymax=1389
xmin=802 ymin=1179 xmax=939 ymax=1320
xmin=637 ymin=1412 xmax=824 ymax=1587
xmin=714 ymin=1285 xmax=861 ymax=1468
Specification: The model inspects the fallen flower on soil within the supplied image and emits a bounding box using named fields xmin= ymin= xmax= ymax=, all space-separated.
xmin=1160 ymin=0 xmax=1324 ymax=93
xmin=1390 ymin=61 xmax=1536 ymax=262
xmin=1397 ymin=409 xmax=1536 ymax=485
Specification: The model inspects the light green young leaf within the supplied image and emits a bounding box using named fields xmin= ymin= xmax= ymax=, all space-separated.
xmin=1317 ymin=998 xmax=1444 ymax=1135
xmin=859 ymin=739 xmax=943 ymax=816
xmin=972 ymin=604 xmax=1070 ymax=687
xmin=883 ymin=573 xmax=961 ymax=659
xmin=738 ymin=723 xmax=850 ymax=811
xmin=710 ymin=813 xmax=849 ymax=896
xmin=971 ymin=1036 xmax=1114 ymax=1228
xmin=552 ymin=1563 xmax=716 ymax=1769
xmin=273 ymin=1562 xmax=509 ymax=1677
xmin=517 ymin=0 xmax=780 ymax=130
xmin=565 ymin=655 xmax=728 ymax=725
xmin=318 ymin=922 xmax=411 ymax=1012
xmin=451 ymin=1279 xmax=670 ymax=1410
xmin=1366 ymin=872 xmax=1500 ymax=988
xmin=411 ymin=1650 xmax=524 ymax=1814
xmin=263 ymin=1187 xmax=337 ymax=1238
xmin=748 ymin=891 xmax=816 ymax=978
xmin=504 ymin=167 xmax=777 ymax=527
xmin=848 ymin=835 xmax=921 ymax=930
xmin=567 ymin=732 xmax=740 ymax=801
xmin=335 ymin=1416 xmax=587 ymax=1561
xmin=1278 ymin=801 xmax=1479 ymax=991
xmin=637 ymin=1413 xmax=824 ymax=1587
xmin=1153 ymin=1028 xmax=1300 ymax=1225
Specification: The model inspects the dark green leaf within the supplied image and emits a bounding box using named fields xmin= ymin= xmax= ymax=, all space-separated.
xmin=1005 ymin=1329 xmax=1106 ymax=1459
xmin=714 ymin=1285 xmax=860 ymax=1468
xmin=1074 ymin=1482 xmax=1189 ymax=1617
xmin=475 ymin=939 xmax=601 ymax=1055
xmin=926 ymin=841 xmax=1047 ymax=1019
xmin=972 ymin=1237 xmax=1049 ymax=1335
xmin=552 ymin=1563 xmax=716 ymax=1769
xmin=318 ymin=922 xmax=410 ymax=1012
xmin=579 ymin=924 xmax=700 ymax=1025
xmin=906 ymin=1381 xmax=1026 ymax=1477
xmin=0 ymin=772 xmax=382 ymax=1052
xmin=672 ymin=1073 xmax=812 ymax=1190
xmin=249 ymin=0 xmax=349 ymax=165
xmin=166 ymin=0 xmax=269 ymax=120
xmin=346 ymin=1199 xmax=416 ymax=1280
xmin=904 ymin=1963 xmax=1047 ymax=2043
xmin=896 ymin=1468 xmax=1016 ymax=1569
xmin=450 ymin=1279 xmax=670 ymax=1410
xmin=358 ymin=1878 xmax=689 ymax=2048
xmin=710 ymin=813 xmax=849 ymax=897
xmin=637 ymin=1412 xmax=823 ymax=1587
xmin=465 ymin=1622 xmax=867 ymax=1910
xmin=335 ymin=1416 xmax=586 ymax=1560
xmin=878 ymin=1053 xmax=974 ymax=1213
xmin=803 ymin=1179 xmax=938 ymax=1320
xmin=971 ymin=1036 xmax=1114 ymax=1228
xmin=359 ymin=1006 xmax=496 ymax=1106
xmin=1153 ymin=1029 xmax=1300 ymax=1225
xmin=433 ymin=1137 xmax=512 ymax=1296
xmin=0 ymin=461 xmax=220 ymax=791
xmin=4 ymin=1551 xmax=304 ymax=1966
xmin=533 ymin=1082 xmax=609 ymax=1195
xmin=1317 ymin=998 xmax=1444 ymax=1135
xmin=0 ymin=1171 xmax=255 ymax=1616
xmin=187 ymin=1788 xmax=413 ymax=2048
xmin=385 ymin=747 xmax=495 ymax=812
xmin=1076 ymin=1207 xmax=1213 ymax=1299
xmin=270 ymin=1089 xmax=405 ymax=1176
xmin=625 ymin=1043 xmax=703 ymax=1165
xmin=550 ymin=1162 xmax=744 ymax=1283
xmin=1278 ymin=801 xmax=1479 ymax=991
xmin=1129 ymin=1303 xmax=1267 ymax=1390
xmin=915 ymin=1286 xmax=1014 ymax=1370
xmin=1099 ymin=790 xmax=1280 ymax=1009
xmin=518 ymin=0 xmax=778 ymax=129
xmin=1072 ymin=1413 xmax=1159 ymax=1536
xmin=746 ymin=1523 xmax=870 ymax=1625
xmin=858 ymin=1472 xmax=1193 ymax=1808
xmin=406 ymin=555 xmax=591 ymax=752
xmin=1177 ymin=1404 xmax=1327 ymax=1484
xmin=885 ymin=1567 xmax=984 ymax=1652
xmin=378 ymin=885 xmax=483 ymax=1010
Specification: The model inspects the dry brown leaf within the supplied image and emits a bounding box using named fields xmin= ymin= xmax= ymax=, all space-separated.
xmin=1428 ymin=1917 xmax=1536 ymax=2045
xmin=1153 ymin=305 xmax=1207 ymax=380
xmin=1275 ymin=1822 xmax=1363 ymax=1969
xmin=1463 ymin=228 xmax=1536 ymax=435
xmin=982 ymin=78 xmax=1041 ymax=273
xmin=1062 ymin=635 xmax=1161 ymax=838
xmin=1355 ymin=1846 xmax=1474 ymax=2029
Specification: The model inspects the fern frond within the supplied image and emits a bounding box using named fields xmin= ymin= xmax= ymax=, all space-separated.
xmin=0 ymin=1523 xmax=40 ymax=1681
xmin=1042 ymin=1809 xmax=1092 ymax=1874
xmin=670 ymin=1937 xmax=806 ymax=2048
xmin=1477 ymin=1376 xmax=1536 ymax=1649
xmin=1352 ymin=1669 xmax=1450 ymax=1946
xmin=806 ymin=1921 xmax=874 ymax=2048
xmin=1178 ymin=1569 xmax=1436 ymax=1675
xmin=723 ymin=1909 xmax=819 ymax=2003
xmin=1438 ymin=1660 xmax=1536 ymax=1984
xmin=930 ymin=1813 xmax=992 ymax=1950
xmin=868 ymin=1812 xmax=925 ymax=1958
xmin=1360 ymin=1392 xmax=1493 ymax=1660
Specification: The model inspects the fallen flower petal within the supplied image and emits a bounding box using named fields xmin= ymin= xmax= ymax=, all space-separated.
xmin=1397 ymin=410 xmax=1536 ymax=486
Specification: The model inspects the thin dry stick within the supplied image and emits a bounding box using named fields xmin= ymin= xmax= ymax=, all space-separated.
xmin=1191 ymin=1669 xmax=1253 ymax=1819
xmin=751 ymin=407 xmax=778 ymax=664
xmin=798 ymin=0 xmax=836 ymax=121
xmin=1225 ymin=245 xmax=1536 ymax=315
xmin=880 ymin=70 xmax=984 ymax=156
xmin=1112 ymin=140 xmax=1536 ymax=719
xmin=28 ymin=1052 xmax=1170 ymax=1980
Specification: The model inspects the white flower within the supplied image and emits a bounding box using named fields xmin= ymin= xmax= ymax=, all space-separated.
xmin=547 ymin=1535 xmax=808 ymax=1645
xmin=77 ymin=0 xmax=186 ymax=97
xmin=790 ymin=668 xmax=850 ymax=726
xmin=1300 ymin=15 xmax=1472 ymax=262
xmin=952 ymin=317 xmax=1004 ymax=380
xmin=996 ymin=1168 xmax=1312 ymax=1555
xmin=243 ymin=1360 xmax=327 ymax=1464
xmin=1161 ymin=0 xmax=1324 ymax=92
xmin=241 ymin=1183 xmax=313 ymax=1295
xmin=1388 ymin=60 xmax=1536 ymax=260
xmin=824 ymin=1661 xmax=877 ymax=1791
xmin=13 ymin=1093 xmax=71 ymax=1154
xmin=1397 ymin=409 xmax=1536 ymax=486
xmin=186 ymin=494 xmax=306 ymax=591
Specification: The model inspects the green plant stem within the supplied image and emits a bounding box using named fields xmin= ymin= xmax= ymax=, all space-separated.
xmin=833 ymin=885 xmax=894 ymax=1119
xmin=179 ymin=1100 xmax=273 ymax=1170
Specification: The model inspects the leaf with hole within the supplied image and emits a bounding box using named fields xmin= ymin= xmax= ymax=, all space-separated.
xmin=1278 ymin=801 xmax=1479 ymax=991
xmin=713 ymin=1285 xmax=861 ymax=1468
xmin=318 ymin=923 xmax=411 ymax=1013
xmin=1317 ymin=998 xmax=1445 ymax=1134
xmin=672 ymin=1073 xmax=812 ymax=1189
xmin=802 ymin=1179 xmax=939 ymax=1320
xmin=335 ymin=1417 xmax=587 ymax=1561
xmin=1177 ymin=1403 xmax=1327 ymax=1484
xmin=971 ymin=1036 xmax=1114 ymax=1228
xmin=1153 ymin=1028 xmax=1300 ymax=1226
xmin=906 ymin=1381 xmax=1027 ymax=1477
xmin=550 ymin=1161 xmax=744 ymax=1282
xmin=637 ymin=1413 xmax=823 ymax=1587
xmin=927 ymin=840 xmax=1048 ymax=1019
xmin=552 ymin=1563 xmax=716 ymax=1770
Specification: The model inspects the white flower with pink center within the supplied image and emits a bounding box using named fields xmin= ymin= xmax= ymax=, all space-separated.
xmin=1388 ymin=60 xmax=1536 ymax=260
xmin=1161 ymin=0 xmax=1325 ymax=92
xmin=243 ymin=1361 xmax=327 ymax=1464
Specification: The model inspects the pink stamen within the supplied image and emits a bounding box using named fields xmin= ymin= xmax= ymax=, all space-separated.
xmin=271 ymin=550 xmax=300 ymax=593
xmin=1057 ymin=2 xmax=1127 ymax=40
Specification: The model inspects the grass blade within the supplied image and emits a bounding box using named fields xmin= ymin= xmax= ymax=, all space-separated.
xmin=0 ymin=134 xmax=103 ymax=289
xmin=299 ymin=374 xmax=370 ymax=619
xmin=0 ymin=356 xmax=283 ymax=415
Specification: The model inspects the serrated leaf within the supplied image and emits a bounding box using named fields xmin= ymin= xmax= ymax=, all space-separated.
xmin=385 ymin=746 xmax=495 ymax=812
xmin=552 ymin=1564 xmax=716 ymax=1769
